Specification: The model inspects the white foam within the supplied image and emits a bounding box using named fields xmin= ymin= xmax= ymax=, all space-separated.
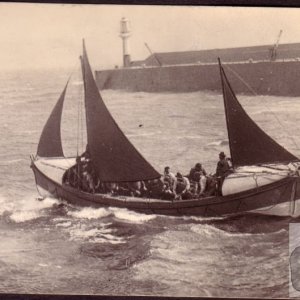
xmin=158 ymin=214 xmax=224 ymax=222
xmin=97 ymin=238 xmax=125 ymax=244
xmin=190 ymin=224 xmax=267 ymax=237
xmin=38 ymin=263 xmax=49 ymax=267
xmin=67 ymin=207 xmax=111 ymax=219
xmin=0 ymin=195 xmax=14 ymax=215
xmin=10 ymin=210 xmax=41 ymax=223
xmin=55 ymin=221 xmax=72 ymax=228
xmin=190 ymin=224 xmax=222 ymax=237
xmin=69 ymin=224 xmax=125 ymax=244
xmin=110 ymin=207 xmax=156 ymax=223
xmin=8 ymin=196 xmax=59 ymax=223
xmin=182 ymin=215 xmax=225 ymax=222
xmin=69 ymin=227 xmax=99 ymax=239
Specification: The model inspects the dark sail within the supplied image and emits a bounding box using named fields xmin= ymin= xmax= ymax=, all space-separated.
xmin=219 ymin=59 xmax=298 ymax=167
xmin=37 ymin=82 xmax=68 ymax=157
xmin=81 ymin=40 xmax=160 ymax=182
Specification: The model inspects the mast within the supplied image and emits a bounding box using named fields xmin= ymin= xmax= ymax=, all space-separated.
xmin=218 ymin=57 xmax=233 ymax=165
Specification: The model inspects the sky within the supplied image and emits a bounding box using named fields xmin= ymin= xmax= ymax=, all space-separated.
xmin=1 ymin=3 xmax=300 ymax=71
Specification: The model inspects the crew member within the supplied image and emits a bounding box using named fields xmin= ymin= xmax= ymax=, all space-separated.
xmin=189 ymin=163 xmax=207 ymax=195
xmin=175 ymin=172 xmax=192 ymax=200
xmin=163 ymin=166 xmax=177 ymax=194
xmin=145 ymin=178 xmax=164 ymax=199
xmin=216 ymin=151 xmax=232 ymax=195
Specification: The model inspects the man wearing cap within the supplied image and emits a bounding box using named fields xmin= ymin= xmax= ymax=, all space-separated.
xmin=216 ymin=152 xmax=231 ymax=195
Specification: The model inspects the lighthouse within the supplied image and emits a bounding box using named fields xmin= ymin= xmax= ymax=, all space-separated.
xmin=119 ymin=17 xmax=131 ymax=68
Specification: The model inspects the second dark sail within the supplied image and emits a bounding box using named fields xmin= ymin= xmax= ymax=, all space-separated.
xmin=219 ymin=59 xmax=298 ymax=167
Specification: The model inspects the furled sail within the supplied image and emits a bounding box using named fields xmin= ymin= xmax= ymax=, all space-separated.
xmin=37 ymin=82 xmax=68 ymax=157
xmin=219 ymin=58 xmax=298 ymax=167
xmin=81 ymin=40 xmax=160 ymax=182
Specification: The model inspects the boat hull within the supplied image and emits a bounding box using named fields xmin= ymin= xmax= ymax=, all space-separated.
xmin=31 ymin=159 xmax=300 ymax=217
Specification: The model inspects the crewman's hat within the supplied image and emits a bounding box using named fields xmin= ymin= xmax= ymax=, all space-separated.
xmin=219 ymin=152 xmax=226 ymax=158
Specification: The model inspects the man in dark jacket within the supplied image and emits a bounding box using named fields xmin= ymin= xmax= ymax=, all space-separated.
xmin=189 ymin=163 xmax=207 ymax=195
xmin=216 ymin=152 xmax=232 ymax=195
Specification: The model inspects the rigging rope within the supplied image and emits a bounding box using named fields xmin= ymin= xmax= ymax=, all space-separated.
xmin=223 ymin=64 xmax=300 ymax=153
xmin=76 ymin=81 xmax=81 ymax=157
xmin=80 ymin=91 xmax=84 ymax=153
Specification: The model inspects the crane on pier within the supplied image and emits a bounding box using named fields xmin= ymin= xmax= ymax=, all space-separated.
xmin=269 ymin=30 xmax=282 ymax=61
xmin=144 ymin=42 xmax=163 ymax=66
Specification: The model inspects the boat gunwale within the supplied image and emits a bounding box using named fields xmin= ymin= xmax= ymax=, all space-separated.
xmin=31 ymin=157 xmax=298 ymax=211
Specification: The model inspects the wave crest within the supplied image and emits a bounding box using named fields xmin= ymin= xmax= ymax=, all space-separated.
xmin=67 ymin=207 xmax=112 ymax=219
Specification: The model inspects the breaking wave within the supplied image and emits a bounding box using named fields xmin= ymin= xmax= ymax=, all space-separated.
xmin=68 ymin=223 xmax=126 ymax=244
xmin=182 ymin=215 xmax=225 ymax=222
xmin=190 ymin=223 xmax=285 ymax=237
xmin=110 ymin=207 xmax=157 ymax=223
xmin=67 ymin=207 xmax=112 ymax=220
xmin=0 ymin=195 xmax=59 ymax=223
xmin=66 ymin=205 xmax=156 ymax=224
xmin=0 ymin=195 xmax=15 ymax=216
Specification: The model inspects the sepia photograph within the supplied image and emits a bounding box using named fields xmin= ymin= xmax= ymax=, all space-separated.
xmin=1 ymin=2 xmax=300 ymax=298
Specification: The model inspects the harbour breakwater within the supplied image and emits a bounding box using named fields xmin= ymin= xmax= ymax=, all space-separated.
xmin=95 ymin=60 xmax=300 ymax=96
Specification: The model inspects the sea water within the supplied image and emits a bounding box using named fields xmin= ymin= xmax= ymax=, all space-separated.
xmin=0 ymin=68 xmax=300 ymax=297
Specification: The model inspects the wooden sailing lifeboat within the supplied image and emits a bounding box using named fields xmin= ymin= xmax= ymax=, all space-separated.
xmin=30 ymin=41 xmax=300 ymax=217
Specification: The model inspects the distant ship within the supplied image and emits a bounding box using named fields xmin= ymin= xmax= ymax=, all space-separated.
xmin=95 ymin=20 xmax=300 ymax=96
